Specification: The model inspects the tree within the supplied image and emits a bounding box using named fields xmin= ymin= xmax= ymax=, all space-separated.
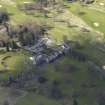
xmin=73 ymin=99 xmax=78 ymax=105
xmin=36 ymin=0 xmax=48 ymax=8
xmin=0 ymin=10 xmax=9 ymax=24
xmin=10 ymin=40 xmax=18 ymax=49
xmin=50 ymin=80 xmax=63 ymax=99
xmin=3 ymin=100 xmax=9 ymax=105
xmin=3 ymin=22 xmax=10 ymax=36
xmin=80 ymin=0 xmax=94 ymax=4
xmin=17 ymin=22 xmax=47 ymax=46
xmin=5 ymin=42 xmax=10 ymax=51
xmin=97 ymin=92 xmax=105 ymax=105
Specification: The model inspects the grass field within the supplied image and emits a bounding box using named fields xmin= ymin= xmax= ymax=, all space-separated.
xmin=68 ymin=2 xmax=105 ymax=35
xmin=0 ymin=0 xmax=105 ymax=105
xmin=0 ymin=50 xmax=31 ymax=80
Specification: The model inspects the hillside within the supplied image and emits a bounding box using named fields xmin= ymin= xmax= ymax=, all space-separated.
xmin=0 ymin=0 xmax=105 ymax=105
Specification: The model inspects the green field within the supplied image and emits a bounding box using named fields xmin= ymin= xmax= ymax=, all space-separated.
xmin=0 ymin=0 xmax=105 ymax=105
xmin=0 ymin=50 xmax=31 ymax=80
xmin=68 ymin=2 xmax=105 ymax=35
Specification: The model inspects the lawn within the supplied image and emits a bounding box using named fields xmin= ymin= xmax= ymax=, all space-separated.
xmin=1 ymin=1 xmax=105 ymax=105
xmin=0 ymin=51 xmax=31 ymax=80
xmin=68 ymin=2 xmax=105 ymax=35
xmin=0 ymin=0 xmax=45 ymax=24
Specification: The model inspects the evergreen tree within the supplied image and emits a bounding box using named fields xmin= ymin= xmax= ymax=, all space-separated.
xmin=6 ymin=42 xmax=10 ymax=51
xmin=73 ymin=99 xmax=78 ymax=105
